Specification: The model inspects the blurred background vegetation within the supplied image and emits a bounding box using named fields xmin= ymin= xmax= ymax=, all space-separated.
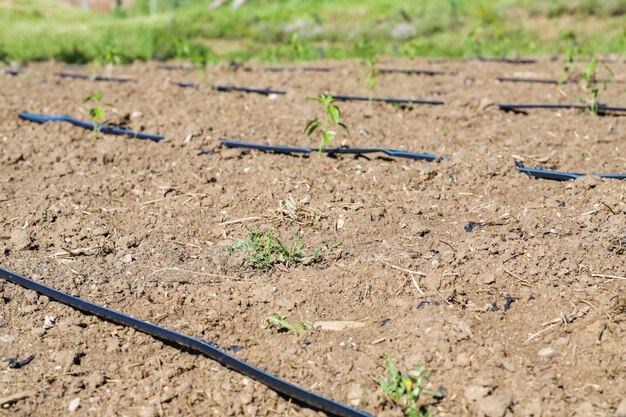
xmin=1 ymin=0 xmax=625 ymax=64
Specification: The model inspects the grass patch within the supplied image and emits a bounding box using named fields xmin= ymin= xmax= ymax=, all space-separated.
xmin=1 ymin=0 xmax=626 ymax=63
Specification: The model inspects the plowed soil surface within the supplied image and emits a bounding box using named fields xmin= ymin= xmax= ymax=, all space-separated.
xmin=1 ymin=58 xmax=625 ymax=417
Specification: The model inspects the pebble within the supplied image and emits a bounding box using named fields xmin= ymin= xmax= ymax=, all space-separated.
xmin=336 ymin=216 xmax=345 ymax=230
xmin=0 ymin=334 xmax=16 ymax=343
xmin=464 ymin=384 xmax=490 ymax=401
xmin=120 ymin=253 xmax=133 ymax=264
xmin=68 ymin=397 xmax=80 ymax=412
xmin=477 ymin=393 xmax=510 ymax=417
xmin=43 ymin=315 xmax=56 ymax=330
xmin=537 ymin=347 xmax=557 ymax=357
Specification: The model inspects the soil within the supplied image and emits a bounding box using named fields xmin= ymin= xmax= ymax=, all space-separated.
xmin=0 ymin=58 xmax=625 ymax=417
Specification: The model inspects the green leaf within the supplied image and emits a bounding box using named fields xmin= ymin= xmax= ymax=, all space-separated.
xmin=338 ymin=122 xmax=350 ymax=135
xmin=89 ymin=107 xmax=105 ymax=121
xmin=304 ymin=118 xmax=320 ymax=135
xmin=328 ymin=105 xmax=340 ymax=125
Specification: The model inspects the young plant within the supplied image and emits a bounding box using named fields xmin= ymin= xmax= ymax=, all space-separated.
xmin=380 ymin=356 xmax=442 ymax=417
xmin=261 ymin=313 xmax=313 ymax=336
xmin=582 ymin=57 xmax=599 ymax=115
xmin=366 ymin=56 xmax=380 ymax=90
xmin=559 ymin=41 xmax=579 ymax=85
xmin=82 ymin=91 xmax=110 ymax=135
xmin=228 ymin=229 xmax=305 ymax=269
xmin=304 ymin=94 xmax=349 ymax=154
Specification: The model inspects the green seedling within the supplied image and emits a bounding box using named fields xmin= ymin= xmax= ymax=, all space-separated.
xmin=366 ymin=56 xmax=380 ymax=90
xmin=228 ymin=229 xmax=305 ymax=268
xmin=380 ymin=356 xmax=442 ymax=417
xmin=261 ymin=313 xmax=313 ymax=336
xmin=82 ymin=91 xmax=114 ymax=136
xmin=559 ymin=41 xmax=579 ymax=84
xmin=582 ymin=57 xmax=598 ymax=115
xmin=305 ymin=94 xmax=349 ymax=154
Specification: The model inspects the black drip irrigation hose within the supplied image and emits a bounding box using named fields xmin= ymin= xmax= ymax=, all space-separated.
xmin=55 ymin=72 xmax=138 ymax=83
xmin=265 ymin=67 xmax=332 ymax=73
xmin=332 ymin=94 xmax=445 ymax=106
xmin=379 ymin=68 xmax=454 ymax=76
xmin=160 ymin=64 xmax=199 ymax=71
xmin=496 ymin=77 xmax=614 ymax=85
xmin=0 ymin=267 xmax=373 ymax=417
xmin=214 ymin=85 xmax=287 ymax=95
xmin=172 ymin=81 xmax=200 ymax=89
xmin=476 ymin=57 xmax=538 ymax=64
xmin=221 ymin=139 xmax=450 ymax=161
xmin=516 ymin=162 xmax=626 ymax=181
xmin=3 ymin=69 xmax=25 ymax=76
xmin=19 ymin=112 xmax=165 ymax=142
xmin=498 ymin=103 xmax=626 ymax=114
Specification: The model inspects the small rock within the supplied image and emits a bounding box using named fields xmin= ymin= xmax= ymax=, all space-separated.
xmin=477 ymin=393 xmax=510 ymax=417
xmin=347 ymin=382 xmax=363 ymax=406
xmin=92 ymin=226 xmax=108 ymax=237
xmin=482 ymin=273 xmax=496 ymax=285
xmin=43 ymin=315 xmax=56 ymax=330
xmin=0 ymin=334 xmax=16 ymax=343
xmin=0 ymin=193 xmax=7 ymax=202
xmin=336 ymin=216 xmax=345 ymax=230
xmin=130 ymin=111 xmax=143 ymax=119
xmin=120 ymin=253 xmax=133 ymax=264
xmin=68 ymin=397 xmax=80 ymax=412
xmin=464 ymin=384 xmax=490 ymax=402
xmin=537 ymin=347 xmax=557 ymax=357
xmin=10 ymin=229 xmax=33 ymax=251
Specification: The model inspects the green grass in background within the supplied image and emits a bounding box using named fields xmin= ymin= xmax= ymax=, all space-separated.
xmin=0 ymin=0 xmax=625 ymax=64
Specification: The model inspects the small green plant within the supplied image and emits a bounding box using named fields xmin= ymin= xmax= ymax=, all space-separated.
xmin=559 ymin=41 xmax=579 ymax=84
xmin=93 ymin=44 xmax=123 ymax=69
xmin=365 ymin=56 xmax=380 ymax=89
xmin=228 ymin=229 xmax=305 ymax=268
xmin=582 ymin=57 xmax=599 ymax=115
xmin=305 ymin=94 xmax=349 ymax=154
xmin=82 ymin=91 xmax=113 ymax=136
xmin=380 ymin=356 xmax=442 ymax=417
xmin=261 ymin=313 xmax=313 ymax=336
xmin=83 ymin=91 xmax=105 ymax=121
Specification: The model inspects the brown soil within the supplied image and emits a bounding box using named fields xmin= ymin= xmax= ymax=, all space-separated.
xmin=1 ymin=58 xmax=625 ymax=417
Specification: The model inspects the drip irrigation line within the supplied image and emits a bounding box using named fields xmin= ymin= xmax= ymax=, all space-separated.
xmin=265 ymin=67 xmax=332 ymax=73
xmin=332 ymin=94 xmax=444 ymax=106
xmin=55 ymin=72 xmax=138 ymax=83
xmin=2 ymin=69 xmax=24 ymax=76
xmin=221 ymin=139 xmax=450 ymax=161
xmin=160 ymin=64 xmax=199 ymax=71
xmin=19 ymin=112 xmax=165 ymax=142
xmin=476 ymin=57 xmax=538 ymax=64
xmin=0 ymin=267 xmax=372 ymax=417
xmin=214 ymin=85 xmax=287 ymax=95
xmin=516 ymin=162 xmax=626 ymax=181
xmin=172 ymin=81 xmax=200 ymax=89
xmin=496 ymin=77 xmax=613 ymax=85
xmin=498 ymin=103 xmax=626 ymax=113
xmin=379 ymin=68 xmax=454 ymax=76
